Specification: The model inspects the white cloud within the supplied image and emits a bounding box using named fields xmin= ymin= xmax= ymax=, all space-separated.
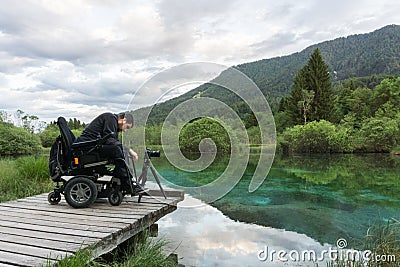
xmin=0 ymin=0 xmax=398 ymax=122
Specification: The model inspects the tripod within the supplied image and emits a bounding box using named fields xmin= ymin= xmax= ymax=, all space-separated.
xmin=131 ymin=151 xmax=167 ymax=202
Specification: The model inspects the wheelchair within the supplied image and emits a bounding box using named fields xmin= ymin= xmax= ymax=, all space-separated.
xmin=48 ymin=117 xmax=137 ymax=208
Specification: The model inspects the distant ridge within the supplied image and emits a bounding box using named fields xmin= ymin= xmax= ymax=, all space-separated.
xmin=134 ymin=25 xmax=400 ymax=125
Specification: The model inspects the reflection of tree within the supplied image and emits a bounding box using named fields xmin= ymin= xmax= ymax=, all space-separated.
xmin=272 ymin=154 xmax=400 ymax=202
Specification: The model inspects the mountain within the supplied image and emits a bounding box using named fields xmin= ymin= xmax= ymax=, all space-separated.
xmin=134 ymin=25 xmax=400 ymax=125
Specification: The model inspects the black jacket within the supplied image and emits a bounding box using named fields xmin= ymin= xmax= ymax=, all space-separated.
xmin=75 ymin=113 xmax=120 ymax=146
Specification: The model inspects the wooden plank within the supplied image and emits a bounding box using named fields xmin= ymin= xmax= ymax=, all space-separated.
xmin=0 ymin=214 xmax=121 ymax=233
xmin=0 ymin=226 xmax=99 ymax=244
xmin=0 ymin=201 xmax=165 ymax=217
xmin=0 ymin=263 xmax=19 ymax=267
xmin=9 ymin=201 xmax=169 ymax=217
xmin=0 ymin=220 xmax=110 ymax=239
xmin=0 ymin=251 xmax=55 ymax=266
xmin=0 ymin=210 xmax=127 ymax=230
xmin=0 ymin=241 xmax=72 ymax=260
xmin=16 ymin=196 xmax=178 ymax=211
xmin=0 ymin=232 xmax=81 ymax=252
xmin=0 ymin=205 xmax=145 ymax=223
xmin=0 ymin=206 xmax=133 ymax=227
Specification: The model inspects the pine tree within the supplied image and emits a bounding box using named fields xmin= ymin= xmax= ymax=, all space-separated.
xmin=286 ymin=67 xmax=309 ymax=125
xmin=306 ymin=48 xmax=335 ymax=122
xmin=285 ymin=48 xmax=335 ymax=124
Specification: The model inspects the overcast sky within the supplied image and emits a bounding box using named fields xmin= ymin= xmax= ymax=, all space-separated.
xmin=0 ymin=0 xmax=399 ymax=123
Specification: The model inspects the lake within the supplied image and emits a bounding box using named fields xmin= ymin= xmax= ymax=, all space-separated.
xmin=146 ymin=152 xmax=400 ymax=266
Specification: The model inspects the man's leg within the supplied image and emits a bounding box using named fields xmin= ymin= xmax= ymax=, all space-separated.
xmin=100 ymin=145 xmax=132 ymax=193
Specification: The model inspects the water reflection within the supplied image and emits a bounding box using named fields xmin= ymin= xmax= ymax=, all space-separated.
xmin=158 ymin=195 xmax=329 ymax=267
xmin=151 ymin=152 xmax=400 ymax=264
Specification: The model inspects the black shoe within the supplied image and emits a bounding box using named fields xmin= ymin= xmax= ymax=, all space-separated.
xmin=133 ymin=184 xmax=145 ymax=195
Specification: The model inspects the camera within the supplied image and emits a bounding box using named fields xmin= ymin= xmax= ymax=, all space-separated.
xmin=146 ymin=148 xmax=160 ymax=158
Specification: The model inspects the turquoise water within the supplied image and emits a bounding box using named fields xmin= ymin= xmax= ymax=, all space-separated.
xmin=151 ymin=152 xmax=400 ymax=246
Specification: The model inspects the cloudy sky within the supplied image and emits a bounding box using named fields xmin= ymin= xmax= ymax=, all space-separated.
xmin=0 ymin=0 xmax=399 ymax=123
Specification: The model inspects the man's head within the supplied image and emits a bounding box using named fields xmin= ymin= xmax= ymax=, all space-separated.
xmin=117 ymin=112 xmax=134 ymax=132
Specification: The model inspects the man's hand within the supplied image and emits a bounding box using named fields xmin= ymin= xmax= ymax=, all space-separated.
xmin=129 ymin=148 xmax=138 ymax=162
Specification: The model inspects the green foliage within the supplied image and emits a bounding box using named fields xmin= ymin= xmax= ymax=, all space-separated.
xmin=373 ymin=77 xmax=400 ymax=113
xmin=360 ymin=219 xmax=400 ymax=267
xmin=280 ymin=76 xmax=400 ymax=153
xmin=357 ymin=118 xmax=400 ymax=152
xmin=39 ymin=124 xmax=59 ymax=147
xmin=328 ymin=218 xmax=400 ymax=267
xmin=285 ymin=68 xmax=309 ymax=125
xmin=145 ymin=125 xmax=162 ymax=146
xmin=247 ymin=126 xmax=261 ymax=145
xmin=67 ymin=118 xmax=86 ymax=130
xmin=0 ymin=122 xmax=42 ymax=156
xmin=15 ymin=156 xmax=49 ymax=182
xmin=306 ymin=48 xmax=335 ymax=122
xmin=52 ymin=233 xmax=177 ymax=267
xmin=286 ymin=48 xmax=335 ymax=125
xmin=0 ymin=156 xmax=53 ymax=202
xmin=273 ymin=111 xmax=292 ymax=133
xmin=281 ymin=120 xmax=351 ymax=153
xmin=179 ymin=118 xmax=231 ymax=153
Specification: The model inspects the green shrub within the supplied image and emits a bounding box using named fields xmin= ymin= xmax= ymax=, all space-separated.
xmin=281 ymin=120 xmax=352 ymax=153
xmin=357 ymin=118 xmax=400 ymax=152
xmin=179 ymin=118 xmax=231 ymax=153
xmin=39 ymin=124 xmax=59 ymax=147
xmin=0 ymin=122 xmax=42 ymax=156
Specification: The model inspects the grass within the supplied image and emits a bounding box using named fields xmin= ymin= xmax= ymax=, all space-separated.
xmin=50 ymin=232 xmax=178 ymax=267
xmin=328 ymin=218 xmax=400 ymax=267
xmin=0 ymin=156 xmax=53 ymax=202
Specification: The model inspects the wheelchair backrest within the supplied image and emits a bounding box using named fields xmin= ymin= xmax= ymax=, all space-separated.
xmin=57 ymin=117 xmax=76 ymax=164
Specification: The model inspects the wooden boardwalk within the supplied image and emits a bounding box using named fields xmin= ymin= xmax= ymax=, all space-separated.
xmin=0 ymin=190 xmax=184 ymax=266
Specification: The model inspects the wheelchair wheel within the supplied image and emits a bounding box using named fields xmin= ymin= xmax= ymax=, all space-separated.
xmin=48 ymin=191 xmax=61 ymax=205
xmin=108 ymin=189 xmax=123 ymax=206
xmin=64 ymin=177 xmax=97 ymax=208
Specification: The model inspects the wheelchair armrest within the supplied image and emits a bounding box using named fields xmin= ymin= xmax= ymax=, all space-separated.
xmin=71 ymin=140 xmax=98 ymax=149
xmin=71 ymin=132 xmax=115 ymax=149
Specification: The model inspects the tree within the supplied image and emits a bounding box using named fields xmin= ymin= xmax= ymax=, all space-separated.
xmin=286 ymin=49 xmax=335 ymax=125
xmin=286 ymin=68 xmax=309 ymax=125
xmin=298 ymin=89 xmax=315 ymax=125
xmin=306 ymin=48 xmax=335 ymax=122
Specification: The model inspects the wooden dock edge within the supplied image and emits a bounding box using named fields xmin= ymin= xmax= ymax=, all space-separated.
xmin=88 ymin=189 xmax=184 ymax=259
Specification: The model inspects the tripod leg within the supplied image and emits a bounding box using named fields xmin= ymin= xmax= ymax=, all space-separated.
xmin=138 ymin=166 xmax=148 ymax=187
xmin=149 ymin=165 xmax=167 ymax=199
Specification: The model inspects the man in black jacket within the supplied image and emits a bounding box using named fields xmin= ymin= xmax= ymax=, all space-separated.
xmin=74 ymin=112 xmax=139 ymax=193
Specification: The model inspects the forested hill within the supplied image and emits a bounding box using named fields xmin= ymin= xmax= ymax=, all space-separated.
xmin=237 ymin=24 xmax=399 ymax=103
xmin=134 ymin=24 xmax=400 ymax=125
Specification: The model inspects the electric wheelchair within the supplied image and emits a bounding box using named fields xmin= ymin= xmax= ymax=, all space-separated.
xmin=48 ymin=116 xmax=135 ymax=208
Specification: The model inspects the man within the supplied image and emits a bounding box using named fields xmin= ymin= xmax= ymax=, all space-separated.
xmin=74 ymin=112 xmax=139 ymax=194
